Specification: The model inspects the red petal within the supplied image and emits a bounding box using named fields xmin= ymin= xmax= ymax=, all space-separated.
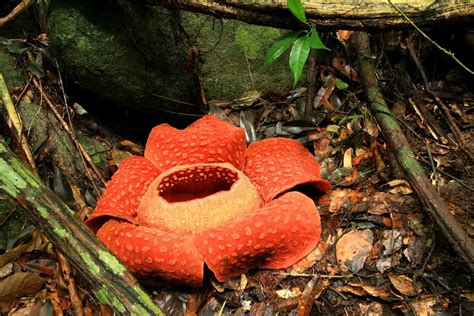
xmin=85 ymin=156 xmax=159 ymax=232
xmin=194 ymin=192 xmax=321 ymax=282
xmin=244 ymin=138 xmax=331 ymax=202
xmin=97 ymin=220 xmax=204 ymax=286
xmin=145 ymin=115 xmax=246 ymax=173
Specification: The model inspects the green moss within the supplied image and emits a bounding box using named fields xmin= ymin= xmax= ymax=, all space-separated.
xmin=0 ymin=50 xmax=24 ymax=89
xmin=181 ymin=12 xmax=294 ymax=99
xmin=77 ymin=133 xmax=108 ymax=169
xmin=37 ymin=206 xmax=49 ymax=219
xmin=52 ymin=226 xmax=68 ymax=239
xmin=235 ymin=25 xmax=281 ymax=60
xmin=132 ymin=286 xmax=164 ymax=315
xmin=0 ymin=193 xmax=30 ymax=249
xmin=81 ymin=252 xmax=100 ymax=276
xmin=0 ymin=158 xmax=28 ymax=196
xmin=398 ymin=146 xmax=424 ymax=174
xmin=94 ymin=286 xmax=126 ymax=313
xmin=48 ymin=0 xmax=198 ymax=114
xmin=98 ymin=250 xmax=126 ymax=275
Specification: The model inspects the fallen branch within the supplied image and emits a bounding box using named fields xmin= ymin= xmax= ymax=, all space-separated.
xmin=0 ymin=0 xmax=35 ymax=28
xmin=147 ymin=0 xmax=474 ymax=30
xmin=351 ymin=31 xmax=474 ymax=272
xmin=0 ymin=73 xmax=38 ymax=175
xmin=0 ymin=139 xmax=163 ymax=315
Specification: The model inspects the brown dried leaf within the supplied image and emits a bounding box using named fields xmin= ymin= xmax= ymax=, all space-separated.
xmin=388 ymin=274 xmax=420 ymax=296
xmin=336 ymin=230 xmax=374 ymax=273
xmin=292 ymin=240 xmax=329 ymax=273
xmin=297 ymin=277 xmax=328 ymax=316
xmin=0 ymin=272 xmax=46 ymax=309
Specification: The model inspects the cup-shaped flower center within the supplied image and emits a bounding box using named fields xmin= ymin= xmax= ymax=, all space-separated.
xmin=137 ymin=163 xmax=262 ymax=233
xmin=159 ymin=168 xmax=237 ymax=203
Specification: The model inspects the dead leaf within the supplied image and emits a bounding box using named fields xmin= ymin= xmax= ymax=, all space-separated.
xmin=292 ymin=240 xmax=329 ymax=273
xmin=336 ymin=30 xmax=353 ymax=43
xmin=336 ymin=230 xmax=374 ymax=273
xmin=388 ymin=274 xmax=420 ymax=296
xmin=381 ymin=230 xmax=403 ymax=256
xmin=386 ymin=179 xmax=413 ymax=195
xmin=275 ymin=287 xmax=301 ymax=299
xmin=0 ymin=272 xmax=47 ymax=309
xmin=297 ymin=277 xmax=328 ymax=316
xmin=408 ymin=295 xmax=449 ymax=316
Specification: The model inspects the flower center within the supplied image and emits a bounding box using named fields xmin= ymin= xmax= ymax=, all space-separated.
xmin=136 ymin=163 xmax=262 ymax=233
xmin=159 ymin=167 xmax=237 ymax=203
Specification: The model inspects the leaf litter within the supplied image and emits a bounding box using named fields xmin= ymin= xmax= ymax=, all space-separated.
xmin=0 ymin=28 xmax=473 ymax=315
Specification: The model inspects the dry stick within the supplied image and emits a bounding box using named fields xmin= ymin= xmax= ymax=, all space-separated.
xmin=31 ymin=77 xmax=107 ymax=188
xmin=0 ymin=73 xmax=38 ymax=176
xmin=56 ymin=251 xmax=84 ymax=316
xmin=351 ymin=32 xmax=474 ymax=272
xmin=0 ymin=0 xmax=35 ymax=27
xmin=305 ymin=49 xmax=318 ymax=120
xmin=0 ymin=140 xmax=164 ymax=315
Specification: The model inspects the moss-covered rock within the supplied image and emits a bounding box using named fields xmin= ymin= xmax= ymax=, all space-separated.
xmin=182 ymin=13 xmax=294 ymax=99
xmin=0 ymin=49 xmax=24 ymax=89
xmin=48 ymin=0 xmax=201 ymax=116
xmin=0 ymin=194 xmax=31 ymax=250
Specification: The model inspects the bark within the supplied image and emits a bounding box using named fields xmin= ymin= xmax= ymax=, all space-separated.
xmin=0 ymin=139 xmax=163 ymax=315
xmin=351 ymin=32 xmax=474 ymax=272
xmin=146 ymin=0 xmax=474 ymax=30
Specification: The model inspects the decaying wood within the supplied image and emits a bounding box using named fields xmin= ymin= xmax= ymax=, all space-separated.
xmin=0 ymin=0 xmax=35 ymax=28
xmin=351 ymin=31 xmax=474 ymax=272
xmin=147 ymin=0 xmax=474 ymax=30
xmin=0 ymin=140 xmax=164 ymax=315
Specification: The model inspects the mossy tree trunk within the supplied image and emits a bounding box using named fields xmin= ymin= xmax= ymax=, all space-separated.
xmin=0 ymin=140 xmax=163 ymax=315
xmin=146 ymin=0 xmax=473 ymax=30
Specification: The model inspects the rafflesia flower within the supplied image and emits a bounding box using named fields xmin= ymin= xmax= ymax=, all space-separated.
xmin=86 ymin=115 xmax=331 ymax=286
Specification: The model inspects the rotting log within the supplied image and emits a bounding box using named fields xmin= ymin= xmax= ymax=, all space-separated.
xmin=146 ymin=0 xmax=474 ymax=30
xmin=0 ymin=139 xmax=164 ymax=315
xmin=351 ymin=31 xmax=474 ymax=272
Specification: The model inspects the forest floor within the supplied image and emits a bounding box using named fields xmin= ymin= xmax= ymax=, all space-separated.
xmin=0 ymin=29 xmax=473 ymax=315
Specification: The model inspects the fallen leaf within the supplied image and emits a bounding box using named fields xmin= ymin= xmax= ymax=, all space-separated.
xmin=0 ymin=272 xmax=47 ymax=309
xmin=408 ymin=295 xmax=449 ymax=316
xmin=389 ymin=274 xmax=420 ymax=296
xmin=292 ymin=240 xmax=329 ymax=273
xmin=336 ymin=230 xmax=374 ymax=273
xmin=276 ymin=287 xmax=302 ymax=299
xmin=381 ymin=230 xmax=403 ymax=256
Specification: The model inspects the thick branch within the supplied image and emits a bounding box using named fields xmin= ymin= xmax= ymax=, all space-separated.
xmin=351 ymin=31 xmax=474 ymax=272
xmin=146 ymin=0 xmax=474 ymax=30
xmin=0 ymin=140 xmax=163 ymax=315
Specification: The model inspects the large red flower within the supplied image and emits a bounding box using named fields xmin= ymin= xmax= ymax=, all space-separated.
xmin=86 ymin=115 xmax=331 ymax=286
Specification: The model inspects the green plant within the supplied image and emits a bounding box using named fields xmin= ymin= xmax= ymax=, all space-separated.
xmin=264 ymin=0 xmax=329 ymax=86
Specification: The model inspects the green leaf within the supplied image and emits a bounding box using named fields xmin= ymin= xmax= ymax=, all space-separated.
xmin=309 ymin=26 xmax=330 ymax=50
xmin=264 ymin=30 xmax=302 ymax=66
xmin=289 ymin=35 xmax=311 ymax=86
xmin=288 ymin=0 xmax=307 ymax=24
xmin=335 ymin=78 xmax=349 ymax=90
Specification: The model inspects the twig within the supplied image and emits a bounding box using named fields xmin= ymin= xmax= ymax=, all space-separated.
xmin=387 ymin=0 xmax=473 ymax=75
xmin=305 ymin=49 xmax=318 ymax=120
xmin=0 ymin=73 xmax=38 ymax=176
xmin=31 ymin=77 xmax=107 ymax=187
xmin=0 ymin=0 xmax=35 ymax=27
xmin=57 ymin=251 xmax=84 ymax=316
xmin=243 ymin=48 xmax=256 ymax=91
